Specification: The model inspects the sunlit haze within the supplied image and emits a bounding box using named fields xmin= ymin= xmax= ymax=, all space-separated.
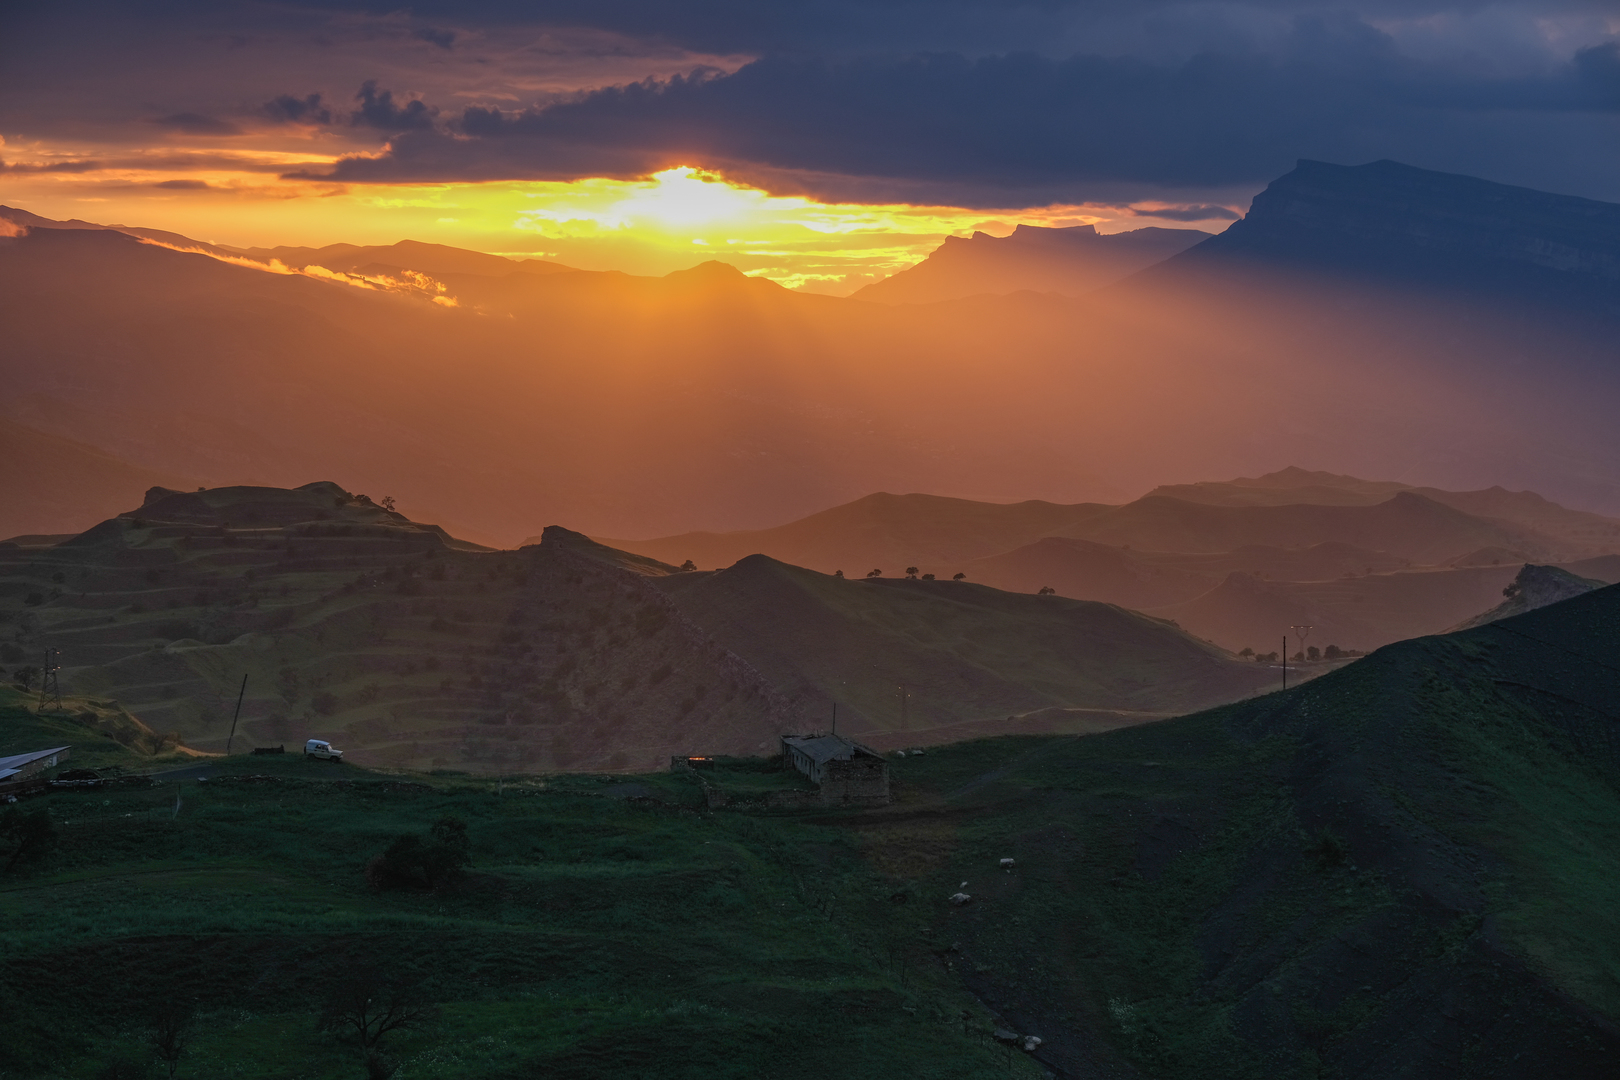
xmin=0 ymin=155 xmax=1228 ymax=292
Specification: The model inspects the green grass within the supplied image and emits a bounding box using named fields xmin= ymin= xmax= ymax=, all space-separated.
xmin=0 ymin=750 xmax=1043 ymax=1080
xmin=5 ymin=590 xmax=1619 ymax=1078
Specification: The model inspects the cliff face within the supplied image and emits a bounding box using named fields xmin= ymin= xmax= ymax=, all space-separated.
xmin=1169 ymin=159 xmax=1620 ymax=311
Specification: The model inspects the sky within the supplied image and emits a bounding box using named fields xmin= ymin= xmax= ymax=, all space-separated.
xmin=2 ymin=0 xmax=1617 ymax=293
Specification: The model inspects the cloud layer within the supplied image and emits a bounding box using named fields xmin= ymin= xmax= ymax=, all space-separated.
xmin=2 ymin=0 xmax=1618 ymax=208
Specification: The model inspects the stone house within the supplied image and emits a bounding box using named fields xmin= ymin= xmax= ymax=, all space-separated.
xmin=780 ymin=733 xmax=889 ymax=806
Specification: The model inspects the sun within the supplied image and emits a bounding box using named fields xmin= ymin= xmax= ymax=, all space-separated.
xmin=610 ymin=167 xmax=773 ymax=229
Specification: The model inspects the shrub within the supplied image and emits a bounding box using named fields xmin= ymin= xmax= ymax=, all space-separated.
xmin=1 ymin=808 xmax=55 ymax=873
xmin=366 ymin=817 xmax=471 ymax=889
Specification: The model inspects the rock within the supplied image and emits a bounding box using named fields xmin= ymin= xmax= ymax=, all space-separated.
xmin=999 ymin=857 xmax=1015 ymax=868
xmin=993 ymin=1028 xmax=1021 ymax=1045
xmin=949 ymin=892 xmax=972 ymax=905
xmin=1023 ymin=1036 xmax=1043 ymax=1052
xmin=894 ymin=750 xmax=906 ymax=757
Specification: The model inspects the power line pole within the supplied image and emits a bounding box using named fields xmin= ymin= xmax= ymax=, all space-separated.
xmin=226 ymin=674 xmax=248 ymax=755
xmin=38 ymin=648 xmax=62 ymax=714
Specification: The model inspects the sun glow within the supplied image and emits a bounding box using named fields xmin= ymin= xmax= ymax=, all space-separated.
xmin=0 ymin=145 xmax=1237 ymax=293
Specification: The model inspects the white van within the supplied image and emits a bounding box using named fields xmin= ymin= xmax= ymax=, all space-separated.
xmin=304 ymin=739 xmax=343 ymax=762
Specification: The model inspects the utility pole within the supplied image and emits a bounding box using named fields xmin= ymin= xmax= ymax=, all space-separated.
xmin=1284 ymin=625 xmax=1313 ymax=691
xmin=225 ymin=674 xmax=248 ymax=755
xmin=38 ymin=648 xmax=62 ymax=714
xmin=831 ymin=701 xmax=837 ymax=737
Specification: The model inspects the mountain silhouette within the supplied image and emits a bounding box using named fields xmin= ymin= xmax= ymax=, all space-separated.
xmin=1141 ymin=159 xmax=1620 ymax=315
xmin=852 ymin=223 xmax=1208 ymax=304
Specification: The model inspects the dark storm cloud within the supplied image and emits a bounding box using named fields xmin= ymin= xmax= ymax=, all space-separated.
xmin=296 ymin=0 xmax=1617 ymax=59
xmin=350 ymin=80 xmax=436 ymax=131
xmin=1132 ymin=205 xmax=1241 ymax=222
xmin=298 ymin=16 xmax=1620 ymax=203
xmin=263 ymin=93 xmax=333 ymax=125
xmin=7 ymin=0 xmax=1620 ymax=206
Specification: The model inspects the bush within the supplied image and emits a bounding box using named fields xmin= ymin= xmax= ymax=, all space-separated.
xmin=1 ymin=808 xmax=55 ymax=873
xmin=366 ymin=817 xmax=471 ymax=889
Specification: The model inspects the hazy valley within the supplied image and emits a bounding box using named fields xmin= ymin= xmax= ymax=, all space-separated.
xmin=6 ymin=149 xmax=1620 ymax=1080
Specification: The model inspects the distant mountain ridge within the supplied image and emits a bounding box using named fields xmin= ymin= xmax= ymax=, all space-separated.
xmin=605 ymin=472 xmax=1619 ymax=576
xmin=227 ymin=238 xmax=575 ymax=279
xmin=852 ymin=223 xmax=1209 ymax=304
xmin=0 ymin=416 xmax=199 ymax=540
xmin=600 ymin=469 xmax=1620 ymax=653
xmin=1138 ymin=159 xmax=1620 ymax=314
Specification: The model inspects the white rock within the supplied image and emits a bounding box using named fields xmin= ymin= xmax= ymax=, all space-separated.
xmin=1023 ymin=1036 xmax=1043 ymax=1052
xmin=949 ymin=892 xmax=972 ymax=905
xmin=1000 ymin=858 xmax=1015 ymax=869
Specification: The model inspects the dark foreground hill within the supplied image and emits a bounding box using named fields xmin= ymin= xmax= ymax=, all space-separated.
xmin=0 ymin=484 xmax=1275 ymax=771
xmin=877 ymin=581 xmax=1620 ymax=1077
xmin=2 ymin=576 xmax=1614 ymax=1079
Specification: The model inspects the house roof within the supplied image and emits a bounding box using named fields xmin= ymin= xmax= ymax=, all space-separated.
xmin=782 ymin=734 xmax=859 ymax=766
xmin=0 ymin=746 xmax=70 ymax=775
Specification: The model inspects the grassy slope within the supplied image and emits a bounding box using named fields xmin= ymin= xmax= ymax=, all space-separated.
xmin=0 ymin=687 xmax=194 ymax=770
xmin=866 ymin=584 xmax=1620 ymax=1077
xmin=2 ymin=587 xmax=1616 ymax=1079
xmin=0 ymin=756 xmax=1038 ymax=1080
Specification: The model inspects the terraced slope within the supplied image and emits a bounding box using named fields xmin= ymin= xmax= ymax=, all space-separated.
xmin=1 ymin=486 xmax=1278 ymax=772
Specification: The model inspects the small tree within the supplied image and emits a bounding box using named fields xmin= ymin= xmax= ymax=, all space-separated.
xmin=1238 ymin=647 xmax=1254 ymax=658
xmin=150 ymin=1002 xmax=192 ymax=1079
xmin=904 ymin=567 xmax=919 ymax=579
xmin=13 ymin=665 xmax=39 ymax=690
xmin=921 ymin=573 xmax=935 ymax=580
xmin=1038 ymin=586 xmax=1056 ymax=595
xmin=317 ymin=964 xmax=437 ymax=1052
xmin=679 ymin=559 xmax=697 ymax=572
xmin=1324 ymin=644 xmax=1343 ymax=660
xmin=1 ymin=807 xmax=55 ymax=873
xmin=1293 ymin=651 xmax=1305 ymax=662
xmin=833 ymin=569 xmax=844 ymax=578
xmin=866 ymin=569 xmax=882 ymax=578
xmin=952 ymin=572 xmax=965 ymax=581
xmin=1306 ymin=645 xmax=1320 ymax=662
xmin=380 ymin=495 xmax=396 ymax=512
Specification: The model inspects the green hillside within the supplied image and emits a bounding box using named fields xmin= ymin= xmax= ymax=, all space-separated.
xmin=3 ymin=584 xmax=1617 ymax=1078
